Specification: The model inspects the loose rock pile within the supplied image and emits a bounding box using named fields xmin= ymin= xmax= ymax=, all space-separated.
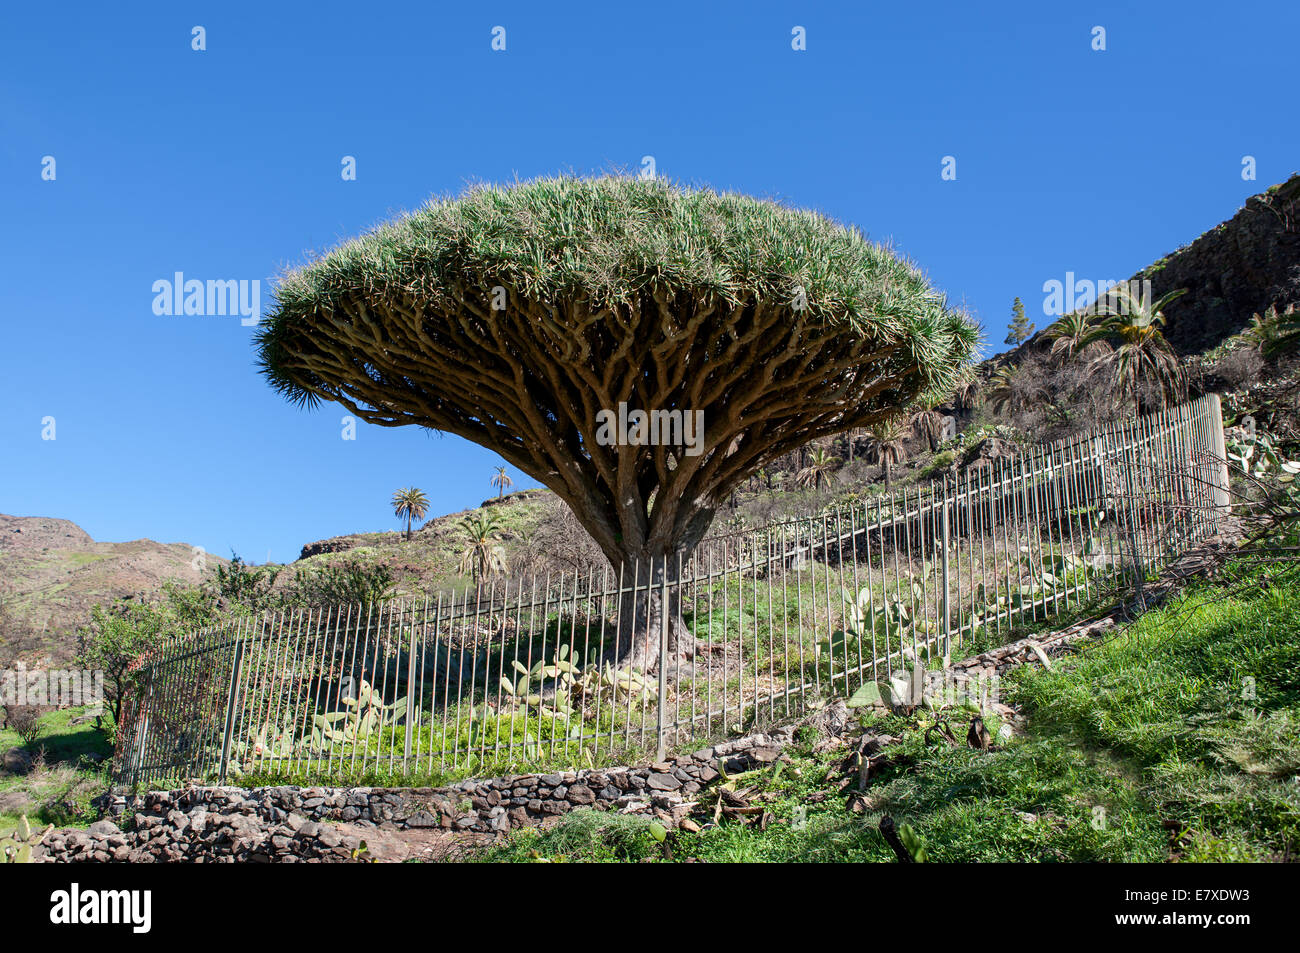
xmin=41 ymin=813 xmax=369 ymax=864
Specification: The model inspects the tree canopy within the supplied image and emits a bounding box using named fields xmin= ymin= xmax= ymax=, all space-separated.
xmin=256 ymin=175 xmax=977 ymax=568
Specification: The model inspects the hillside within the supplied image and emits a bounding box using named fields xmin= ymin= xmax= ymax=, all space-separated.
xmin=1140 ymin=174 xmax=1300 ymax=354
xmin=0 ymin=493 xmax=561 ymax=664
xmin=0 ymin=515 xmax=225 ymax=665
xmin=471 ymin=559 xmax=1300 ymax=864
xmin=290 ymin=489 xmax=555 ymax=595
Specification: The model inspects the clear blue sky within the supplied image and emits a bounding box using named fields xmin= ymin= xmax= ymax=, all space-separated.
xmin=1 ymin=1 xmax=1296 ymax=563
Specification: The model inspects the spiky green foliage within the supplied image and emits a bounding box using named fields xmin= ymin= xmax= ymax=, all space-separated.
xmin=1045 ymin=311 xmax=1112 ymax=362
xmin=255 ymin=174 xmax=976 ymax=585
xmin=457 ymin=512 xmax=508 ymax=584
xmin=987 ymin=364 xmax=1019 ymax=415
xmin=1246 ymin=303 xmax=1300 ymax=359
xmin=1093 ymin=287 xmax=1187 ymax=412
xmin=863 ymin=415 xmax=909 ymax=489
xmin=259 ymin=176 xmax=973 ymax=397
xmin=794 ymin=448 xmax=837 ymax=492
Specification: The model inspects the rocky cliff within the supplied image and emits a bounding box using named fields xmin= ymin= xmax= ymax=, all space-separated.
xmin=1140 ymin=174 xmax=1300 ymax=355
xmin=994 ymin=173 xmax=1300 ymax=368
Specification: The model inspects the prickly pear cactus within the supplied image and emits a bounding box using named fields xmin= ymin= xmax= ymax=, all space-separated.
xmin=0 ymin=814 xmax=53 ymax=864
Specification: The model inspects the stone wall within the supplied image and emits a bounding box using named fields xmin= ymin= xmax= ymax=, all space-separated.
xmin=40 ymin=729 xmax=791 ymax=863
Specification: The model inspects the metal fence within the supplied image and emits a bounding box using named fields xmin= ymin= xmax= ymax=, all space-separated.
xmin=112 ymin=394 xmax=1232 ymax=787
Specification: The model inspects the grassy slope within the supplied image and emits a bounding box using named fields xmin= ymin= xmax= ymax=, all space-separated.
xmin=476 ymin=562 xmax=1300 ymax=863
xmin=0 ymin=707 xmax=112 ymax=831
xmin=284 ymin=491 xmax=552 ymax=599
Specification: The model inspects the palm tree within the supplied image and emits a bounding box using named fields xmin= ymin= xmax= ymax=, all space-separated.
xmin=987 ymin=365 xmax=1019 ymax=416
xmin=391 ymin=487 xmax=429 ymax=540
xmin=951 ymin=367 xmax=981 ymax=411
xmin=1093 ymin=287 xmax=1187 ymax=413
xmin=490 ymin=466 xmax=513 ymax=500
xmin=457 ymin=512 xmax=508 ymax=585
xmin=1246 ymin=303 xmax=1300 ymax=359
xmin=794 ymin=449 xmax=837 ymax=492
xmin=910 ymin=408 xmax=946 ymax=452
xmin=863 ymin=416 xmax=908 ymax=490
xmin=1044 ymin=311 xmax=1112 ymax=363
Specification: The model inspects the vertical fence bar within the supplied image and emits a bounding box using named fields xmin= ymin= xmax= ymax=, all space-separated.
xmin=918 ymin=485 xmax=935 ymax=660
xmin=940 ymin=480 xmax=952 ymax=665
xmin=1207 ymin=393 xmax=1231 ymax=526
xmin=217 ymin=638 xmax=246 ymax=785
xmin=470 ymin=582 xmax=488 ymax=767
xmin=128 ymin=667 xmax=154 ymax=786
xmin=655 ymin=558 xmax=670 ymax=762
xmin=1122 ymin=416 xmax=1146 ymax=601
xmin=403 ymin=619 xmax=417 ymax=772
xmin=433 ymin=592 xmax=449 ymax=772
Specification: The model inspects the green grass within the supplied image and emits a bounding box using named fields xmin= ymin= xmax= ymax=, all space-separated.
xmin=474 ymin=561 xmax=1300 ymax=863
xmin=1015 ymin=562 xmax=1300 ymax=860
xmin=0 ymin=706 xmax=113 ymax=829
xmin=63 ymin=552 xmax=112 ymax=567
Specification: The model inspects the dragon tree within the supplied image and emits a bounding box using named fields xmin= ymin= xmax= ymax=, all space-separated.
xmin=256 ymin=175 xmax=976 ymax=672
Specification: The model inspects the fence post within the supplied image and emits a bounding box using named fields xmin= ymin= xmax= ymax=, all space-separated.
xmin=217 ymin=638 xmax=246 ymax=785
xmin=940 ymin=480 xmax=952 ymax=667
xmin=1206 ymin=393 xmax=1231 ymax=526
xmin=404 ymin=623 xmax=417 ymax=770
xmin=655 ymin=561 xmax=669 ymax=762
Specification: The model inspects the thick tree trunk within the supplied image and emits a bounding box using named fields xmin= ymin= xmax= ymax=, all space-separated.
xmin=608 ymin=551 xmax=706 ymax=678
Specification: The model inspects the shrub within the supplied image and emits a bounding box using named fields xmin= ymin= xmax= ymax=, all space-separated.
xmin=209 ymin=554 xmax=282 ymax=612
xmin=1212 ymin=346 xmax=1265 ymax=389
xmin=289 ymin=560 xmax=395 ymax=611
xmin=919 ymin=451 xmax=956 ymax=479
xmin=4 ymin=706 xmax=47 ymax=745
